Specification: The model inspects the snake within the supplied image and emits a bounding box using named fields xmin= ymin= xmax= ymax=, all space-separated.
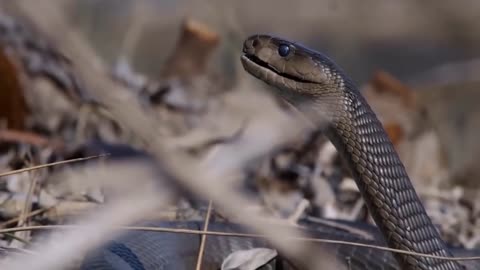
xmin=80 ymin=35 xmax=480 ymax=270
xmin=240 ymin=34 xmax=473 ymax=270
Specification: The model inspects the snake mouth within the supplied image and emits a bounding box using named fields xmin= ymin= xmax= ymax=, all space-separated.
xmin=242 ymin=53 xmax=315 ymax=84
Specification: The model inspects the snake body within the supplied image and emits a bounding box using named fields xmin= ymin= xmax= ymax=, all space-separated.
xmin=81 ymin=219 xmax=403 ymax=270
xmin=81 ymin=35 xmax=480 ymax=270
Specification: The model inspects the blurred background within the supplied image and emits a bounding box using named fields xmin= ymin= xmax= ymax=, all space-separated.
xmin=69 ymin=0 xmax=480 ymax=84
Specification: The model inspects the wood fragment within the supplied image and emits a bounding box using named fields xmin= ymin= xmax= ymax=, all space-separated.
xmin=370 ymin=70 xmax=417 ymax=108
xmin=0 ymin=46 xmax=28 ymax=130
xmin=161 ymin=18 xmax=219 ymax=79
xmin=384 ymin=122 xmax=404 ymax=146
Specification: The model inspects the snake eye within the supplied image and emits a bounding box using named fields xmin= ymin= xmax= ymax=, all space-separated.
xmin=278 ymin=44 xmax=291 ymax=57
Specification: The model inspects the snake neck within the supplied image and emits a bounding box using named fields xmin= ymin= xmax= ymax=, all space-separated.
xmin=319 ymin=86 xmax=462 ymax=270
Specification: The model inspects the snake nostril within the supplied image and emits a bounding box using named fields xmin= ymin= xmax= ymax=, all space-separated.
xmin=243 ymin=38 xmax=259 ymax=53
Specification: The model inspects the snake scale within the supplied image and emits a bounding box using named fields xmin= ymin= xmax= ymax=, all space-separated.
xmin=81 ymin=35 xmax=479 ymax=270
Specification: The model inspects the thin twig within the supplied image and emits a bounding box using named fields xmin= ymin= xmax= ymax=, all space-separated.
xmin=0 ymin=224 xmax=479 ymax=262
xmin=11 ymin=158 xmax=38 ymax=248
xmin=17 ymin=169 xmax=37 ymax=227
xmin=0 ymin=207 xmax=53 ymax=228
xmin=3 ymin=233 xmax=29 ymax=245
xmin=0 ymin=129 xmax=53 ymax=148
xmin=0 ymin=154 xmax=109 ymax=178
xmin=195 ymin=200 xmax=213 ymax=270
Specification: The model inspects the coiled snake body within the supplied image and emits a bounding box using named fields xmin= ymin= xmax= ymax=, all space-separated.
xmin=82 ymin=35 xmax=479 ymax=270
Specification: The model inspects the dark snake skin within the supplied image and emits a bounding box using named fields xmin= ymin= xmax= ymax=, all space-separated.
xmin=240 ymin=34 xmax=468 ymax=270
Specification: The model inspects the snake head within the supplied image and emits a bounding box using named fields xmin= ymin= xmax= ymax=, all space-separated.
xmin=241 ymin=34 xmax=344 ymax=102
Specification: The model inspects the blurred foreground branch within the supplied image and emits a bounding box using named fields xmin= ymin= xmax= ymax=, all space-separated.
xmin=4 ymin=1 xmax=341 ymax=269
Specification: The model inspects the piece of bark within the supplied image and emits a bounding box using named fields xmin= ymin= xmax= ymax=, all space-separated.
xmin=370 ymin=70 xmax=417 ymax=108
xmin=0 ymin=46 xmax=28 ymax=130
xmin=384 ymin=122 xmax=404 ymax=147
xmin=161 ymin=18 xmax=219 ymax=79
